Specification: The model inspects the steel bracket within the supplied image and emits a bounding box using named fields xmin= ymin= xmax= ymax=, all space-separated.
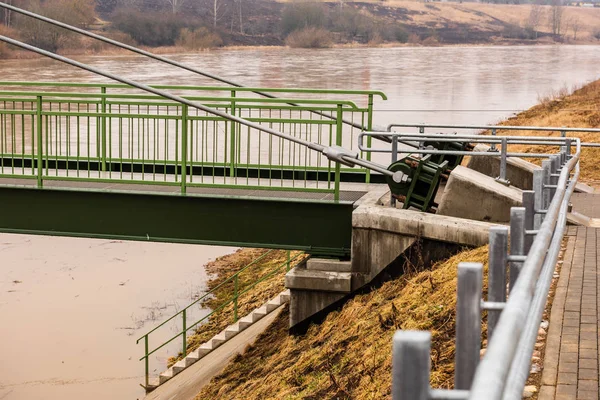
xmin=322 ymin=145 xmax=359 ymax=168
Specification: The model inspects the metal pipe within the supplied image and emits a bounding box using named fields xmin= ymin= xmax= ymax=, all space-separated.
xmin=522 ymin=191 xmax=535 ymax=253
xmin=0 ymin=2 xmax=374 ymax=132
xmin=502 ymin=162 xmax=578 ymax=400
xmin=509 ymin=208 xmax=526 ymax=291
xmin=392 ymin=331 xmax=431 ymax=400
xmin=387 ymin=123 xmax=600 ymax=134
xmin=488 ymin=226 xmax=508 ymax=340
xmin=0 ymin=35 xmax=394 ymax=178
xmin=455 ymin=262 xmax=483 ymax=390
xmin=468 ymin=139 xmax=580 ymax=400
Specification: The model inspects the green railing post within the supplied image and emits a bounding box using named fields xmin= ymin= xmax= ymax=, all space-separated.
xmin=101 ymin=86 xmax=107 ymax=172
xmin=233 ymin=274 xmax=239 ymax=322
xmin=366 ymin=94 xmax=374 ymax=184
xmin=144 ymin=336 xmax=149 ymax=388
xmin=229 ymin=90 xmax=236 ymax=178
xmin=181 ymin=105 xmax=188 ymax=194
xmin=334 ymin=104 xmax=343 ymax=201
xmin=36 ymin=95 xmax=43 ymax=188
xmin=182 ymin=309 xmax=187 ymax=357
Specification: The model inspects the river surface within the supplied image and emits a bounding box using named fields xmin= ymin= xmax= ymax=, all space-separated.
xmin=0 ymin=45 xmax=599 ymax=400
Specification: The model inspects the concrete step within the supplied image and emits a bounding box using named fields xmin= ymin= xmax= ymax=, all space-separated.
xmin=223 ymin=325 xmax=240 ymax=340
xmin=172 ymin=359 xmax=187 ymax=374
xmin=306 ymin=258 xmax=352 ymax=272
xmin=209 ymin=332 xmax=227 ymax=349
xmin=251 ymin=306 xmax=268 ymax=322
xmin=182 ymin=352 xmax=199 ymax=367
xmin=285 ymin=268 xmax=352 ymax=293
xmin=159 ymin=368 xmax=174 ymax=384
xmin=280 ymin=289 xmax=291 ymax=303
xmin=266 ymin=296 xmax=283 ymax=312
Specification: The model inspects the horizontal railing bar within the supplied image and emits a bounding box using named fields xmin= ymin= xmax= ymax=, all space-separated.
xmin=0 ymin=80 xmax=387 ymax=98
xmin=0 ymin=91 xmax=361 ymax=108
xmin=482 ymin=301 xmax=506 ymax=311
xmin=388 ymin=123 xmax=600 ymax=134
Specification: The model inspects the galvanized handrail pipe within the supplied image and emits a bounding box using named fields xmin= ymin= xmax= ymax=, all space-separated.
xmin=387 ymin=123 xmax=600 ymax=134
xmin=468 ymin=139 xmax=580 ymax=399
xmin=0 ymin=35 xmax=393 ymax=178
xmin=502 ymin=160 xmax=579 ymax=399
xmin=0 ymin=2 xmax=382 ymax=133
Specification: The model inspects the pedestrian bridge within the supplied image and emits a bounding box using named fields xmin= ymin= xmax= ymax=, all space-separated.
xmin=0 ymin=81 xmax=390 ymax=257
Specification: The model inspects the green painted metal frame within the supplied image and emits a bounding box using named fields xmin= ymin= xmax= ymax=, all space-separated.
xmin=0 ymin=82 xmax=388 ymax=199
xmin=0 ymin=185 xmax=353 ymax=256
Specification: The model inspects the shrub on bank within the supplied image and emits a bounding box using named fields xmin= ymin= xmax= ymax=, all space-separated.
xmin=111 ymin=9 xmax=193 ymax=47
xmin=176 ymin=27 xmax=223 ymax=50
xmin=285 ymin=27 xmax=332 ymax=48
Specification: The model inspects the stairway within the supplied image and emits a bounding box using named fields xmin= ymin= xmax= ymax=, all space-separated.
xmin=149 ymin=290 xmax=291 ymax=390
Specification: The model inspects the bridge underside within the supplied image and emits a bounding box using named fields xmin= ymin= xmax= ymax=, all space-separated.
xmin=0 ymin=184 xmax=358 ymax=257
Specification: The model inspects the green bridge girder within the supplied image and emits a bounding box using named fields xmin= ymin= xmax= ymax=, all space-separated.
xmin=0 ymin=185 xmax=354 ymax=257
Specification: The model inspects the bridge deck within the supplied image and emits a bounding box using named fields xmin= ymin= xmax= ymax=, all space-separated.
xmin=539 ymin=193 xmax=600 ymax=400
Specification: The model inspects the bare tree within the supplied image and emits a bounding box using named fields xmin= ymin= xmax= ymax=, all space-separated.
xmin=570 ymin=16 xmax=581 ymax=41
xmin=235 ymin=0 xmax=243 ymax=34
xmin=2 ymin=0 xmax=14 ymax=27
xmin=211 ymin=0 xmax=226 ymax=28
xmin=549 ymin=0 xmax=564 ymax=37
xmin=526 ymin=3 xmax=543 ymax=39
xmin=164 ymin=0 xmax=185 ymax=14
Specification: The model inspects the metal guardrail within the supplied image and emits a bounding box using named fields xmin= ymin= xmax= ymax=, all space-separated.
xmin=390 ymin=136 xmax=580 ymax=399
xmin=136 ymin=249 xmax=304 ymax=389
xmin=0 ymin=86 xmax=372 ymax=197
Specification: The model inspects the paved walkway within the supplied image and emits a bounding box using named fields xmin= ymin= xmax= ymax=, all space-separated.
xmin=540 ymin=193 xmax=600 ymax=399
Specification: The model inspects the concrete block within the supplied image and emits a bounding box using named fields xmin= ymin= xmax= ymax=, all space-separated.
xmin=288 ymin=289 xmax=346 ymax=327
xmin=306 ymin=258 xmax=352 ymax=272
xmin=438 ymin=166 xmax=521 ymax=223
xmin=352 ymin=203 xmax=493 ymax=247
xmin=467 ymin=144 xmax=540 ymax=190
xmin=285 ymin=268 xmax=352 ymax=293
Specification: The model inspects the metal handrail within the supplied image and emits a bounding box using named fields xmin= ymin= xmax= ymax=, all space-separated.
xmin=387 ymin=123 xmax=600 ymax=134
xmin=136 ymin=249 xmax=304 ymax=388
xmin=391 ymin=136 xmax=581 ymax=399
xmin=0 ymin=81 xmax=387 ymax=99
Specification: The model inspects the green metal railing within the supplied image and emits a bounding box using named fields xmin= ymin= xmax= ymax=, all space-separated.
xmin=135 ymin=249 xmax=304 ymax=388
xmin=0 ymin=82 xmax=386 ymax=199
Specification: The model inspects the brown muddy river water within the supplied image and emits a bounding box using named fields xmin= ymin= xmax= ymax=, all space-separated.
xmin=0 ymin=45 xmax=599 ymax=399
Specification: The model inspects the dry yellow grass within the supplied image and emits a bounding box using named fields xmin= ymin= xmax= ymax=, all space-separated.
xmin=168 ymin=248 xmax=306 ymax=367
xmin=195 ymin=245 xmax=489 ymax=399
xmin=491 ymin=79 xmax=600 ymax=185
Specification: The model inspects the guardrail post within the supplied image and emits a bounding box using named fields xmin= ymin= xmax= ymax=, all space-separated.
xmin=523 ymin=190 xmax=535 ymax=254
xmin=366 ymin=94 xmax=374 ymax=184
xmin=542 ymin=160 xmax=552 ymax=211
xmin=549 ymin=156 xmax=559 ymax=201
xmin=488 ymin=227 xmax=508 ymax=340
xmin=490 ymin=128 xmax=497 ymax=151
xmin=391 ymin=134 xmax=399 ymax=207
xmin=455 ymin=262 xmax=483 ymax=390
xmin=565 ymin=138 xmax=572 ymax=160
xmin=334 ymin=104 xmax=342 ymax=201
xmin=234 ymin=274 xmax=239 ymax=322
xmin=181 ymin=104 xmax=188 ymax=194
xmin=144 ymin=336 xmax=149 ymax=388
xmin=182 ymin=309 xmax=187 ymax=357
xmin=229 ymin=90 xmax=236 ymax=178
xmin=533 ymin=169 xmax=544 ymax=229
xmin=36 ymin=95 xmax=43 ymax=188
xmin=496 ymin=137 xmax=509 ymax=185
xmin=392 ymin=331 xmax=431 ymax=400
xmin=101 ymin=86 xmax=107 ymax=172
xmin=509 ymin=207 xmax=526 ymax=291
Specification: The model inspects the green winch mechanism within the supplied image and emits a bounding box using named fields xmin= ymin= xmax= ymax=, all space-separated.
xmin=385 ymin=154 xmax=448 ymax=212
xmin=422 ymin=140 xmax=474 ymax=170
